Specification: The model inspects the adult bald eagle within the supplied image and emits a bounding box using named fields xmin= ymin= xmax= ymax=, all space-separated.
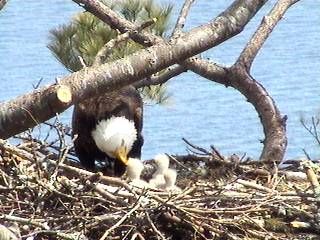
xmin=72 ymin=86 xmax=143 ymax=176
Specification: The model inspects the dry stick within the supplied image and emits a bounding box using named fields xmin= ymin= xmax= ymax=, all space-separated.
xmin=24 ymin=230 xmax=84 ymax=240
xmin=130 ymin=232 xmax=145 ymax=240
xmin=85 ymin=211 xmax=123 ymax=229
xmin=49 ymin=160 xmax=134 ymax=191
xmin=228 ymin=0 xmax=300 ymax=163
xmin=0 ymin=139 xmax=133 ymax=191
xmin=85 ymin=180 xmax=128 ymax=206
xmin=145 ymin=212 xmax=166 ymax=240
xmin=0 ymin=139 xmax=34 ymax=160
xmin=236 ymin=0 xmax=300 ymax=70
xmin=0 ymin=214 xmax=49 ymax=230
xmin=182 ymin=137 xmax=211 ymax=155
xmin=171 ymin=0 xmax=195 ymax=39
xmin=236 ymin=179 xmax=275 ymax=193
xmin=36 ymin=180 xmax=78 ymax=201
xmin=99 ymin=203 xmax=141 ymax=240
xmin=168 ymin=154 xmax=200 ymax=175
xmin=302 ymin=161 xmax=320 ymax=198
xmin=172 ymin=186 xmax=197 ymax=201
xmin=50 ymin=134 xmax=77 ymax=183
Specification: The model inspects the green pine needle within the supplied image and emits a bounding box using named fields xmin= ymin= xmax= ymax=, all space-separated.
xmin=47 ymin=0 xmax=173 ymax=105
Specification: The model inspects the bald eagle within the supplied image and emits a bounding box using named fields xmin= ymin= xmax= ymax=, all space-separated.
xmin=72 ymin=86 xmax=143 ymax=176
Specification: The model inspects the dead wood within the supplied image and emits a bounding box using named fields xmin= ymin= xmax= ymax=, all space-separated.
xmin=0 ymin=0 xmax=300 ymax=165
xmin=1 ymin=122 xmax=319 ymax=240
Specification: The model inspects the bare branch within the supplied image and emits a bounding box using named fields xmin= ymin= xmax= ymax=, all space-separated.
xmin=72 ymin=0 xmax=160 ymax=46
xmin=73 ymin=0 xmax=267 ymax=78
xmin=171 ymin=0 xmax=195 ymax=39
xmin=99 ymin=203 xmax=141 ymax=240
xmin=134 ymin=65 xmax=187 ymax=88
xmin=182 ymin=57 xmax=228 ymax=84
xmin=236 ymin=0 xmax=301 ymax=71
xmin=0 ymin=0 xmax=8 ymax=11
xmin=93 ymin=18 xmax=157 ymax=66
xmin=176 ymin=0 xmax=301 ymax=163
xmin=0 ymin=0 xmax=266 ymax=139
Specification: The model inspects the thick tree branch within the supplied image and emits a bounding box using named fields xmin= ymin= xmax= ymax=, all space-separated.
xmin=183 ymin=58 xmax=228 ymax=84
xmin=0 ymin=4 xmax=263 ymax=139
xmin=184 ymin=0 xmax=300 ymax=163
xmin=230 ymin=66 xmax=287 ymax=163
xmin=134 ymin=65 xmax=187 ymax=89
xmin=73 ymin=0 xmax=267 ymax=86
xmin=0 ymin=0 xmax=293 ymax=165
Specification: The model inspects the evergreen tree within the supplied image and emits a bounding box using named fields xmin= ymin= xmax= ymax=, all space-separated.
xmin=48 ymin=0 xmax=172 ymax=104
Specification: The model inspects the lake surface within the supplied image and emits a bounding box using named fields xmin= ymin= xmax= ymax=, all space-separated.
xmin=0 ymin=0 xmax=319 ymax=160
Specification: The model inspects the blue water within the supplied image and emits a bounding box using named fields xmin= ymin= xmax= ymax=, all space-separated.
xmin=0 ymin=0 xmax=319 ymax=160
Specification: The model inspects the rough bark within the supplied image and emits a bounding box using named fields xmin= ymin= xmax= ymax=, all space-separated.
xmin=0 ymin=0 xmax=299 ymax=164
xmin=73 ymin=0 xmax=290 ymax=164
xmin=0 ymin=0 xmax=266 ymax=139
xmin=73 ymin=0 xmax=267 ymax=78
xmin=171 ymin=0 xmax=195 ymax=39
xmin=186 ymin=0 xmax=299 ymax=163
xmin=0 ymin=0 xmax=8 ymax=11
xmin=0 ymin=2 xmax=263 ymax=139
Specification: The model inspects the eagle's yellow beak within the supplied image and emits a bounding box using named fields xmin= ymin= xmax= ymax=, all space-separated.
xmin=114 ymin=145 xmax=129 ymax=165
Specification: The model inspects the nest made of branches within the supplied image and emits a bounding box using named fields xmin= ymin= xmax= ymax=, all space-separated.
xmin=0 ymin=124 xmax=320 ymax=240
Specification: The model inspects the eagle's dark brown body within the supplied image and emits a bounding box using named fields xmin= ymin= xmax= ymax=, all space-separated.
xmin=72 ymin=86 xmax=143 ymax=176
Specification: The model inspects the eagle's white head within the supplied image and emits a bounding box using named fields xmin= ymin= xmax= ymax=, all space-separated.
xmin=92 ymin=116 xmax=137 ymax=165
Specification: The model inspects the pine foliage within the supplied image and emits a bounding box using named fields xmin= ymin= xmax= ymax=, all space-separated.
xmin=48 ymin=0 xmax=173 ymax=104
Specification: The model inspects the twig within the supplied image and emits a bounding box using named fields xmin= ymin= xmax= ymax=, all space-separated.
xmin=134 ymin=65 xmax=187 ymax=88
xmin=301 ymin=116 xmax=320 ymax=146
xmin=0 ymin=214 xmax=49 ymax=230
xmin=99 ymin=203 xmax=141 ymax=240
xmin=146 ymin=212 xmax=166 ymax=240
xmin=168 ymin=154 xmax=200 ymax=176
xmin=23 ymin=230 xmax=85 ymax=240
xmin=182 ymin=138 xmax=211 ymax=155
xmin=171 ymin=0 xmax=195 ymax=39
xmin=85 ymin=180 xmax=128 ymax=206
xmin=131 ymin=232 xmax=145 ymax=240
xmin=236 ymin=179 xmax=275 ymax=193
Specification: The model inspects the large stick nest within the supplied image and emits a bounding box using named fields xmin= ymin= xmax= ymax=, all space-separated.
xmin=0 ymin=123 xmax=320 ymax=240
